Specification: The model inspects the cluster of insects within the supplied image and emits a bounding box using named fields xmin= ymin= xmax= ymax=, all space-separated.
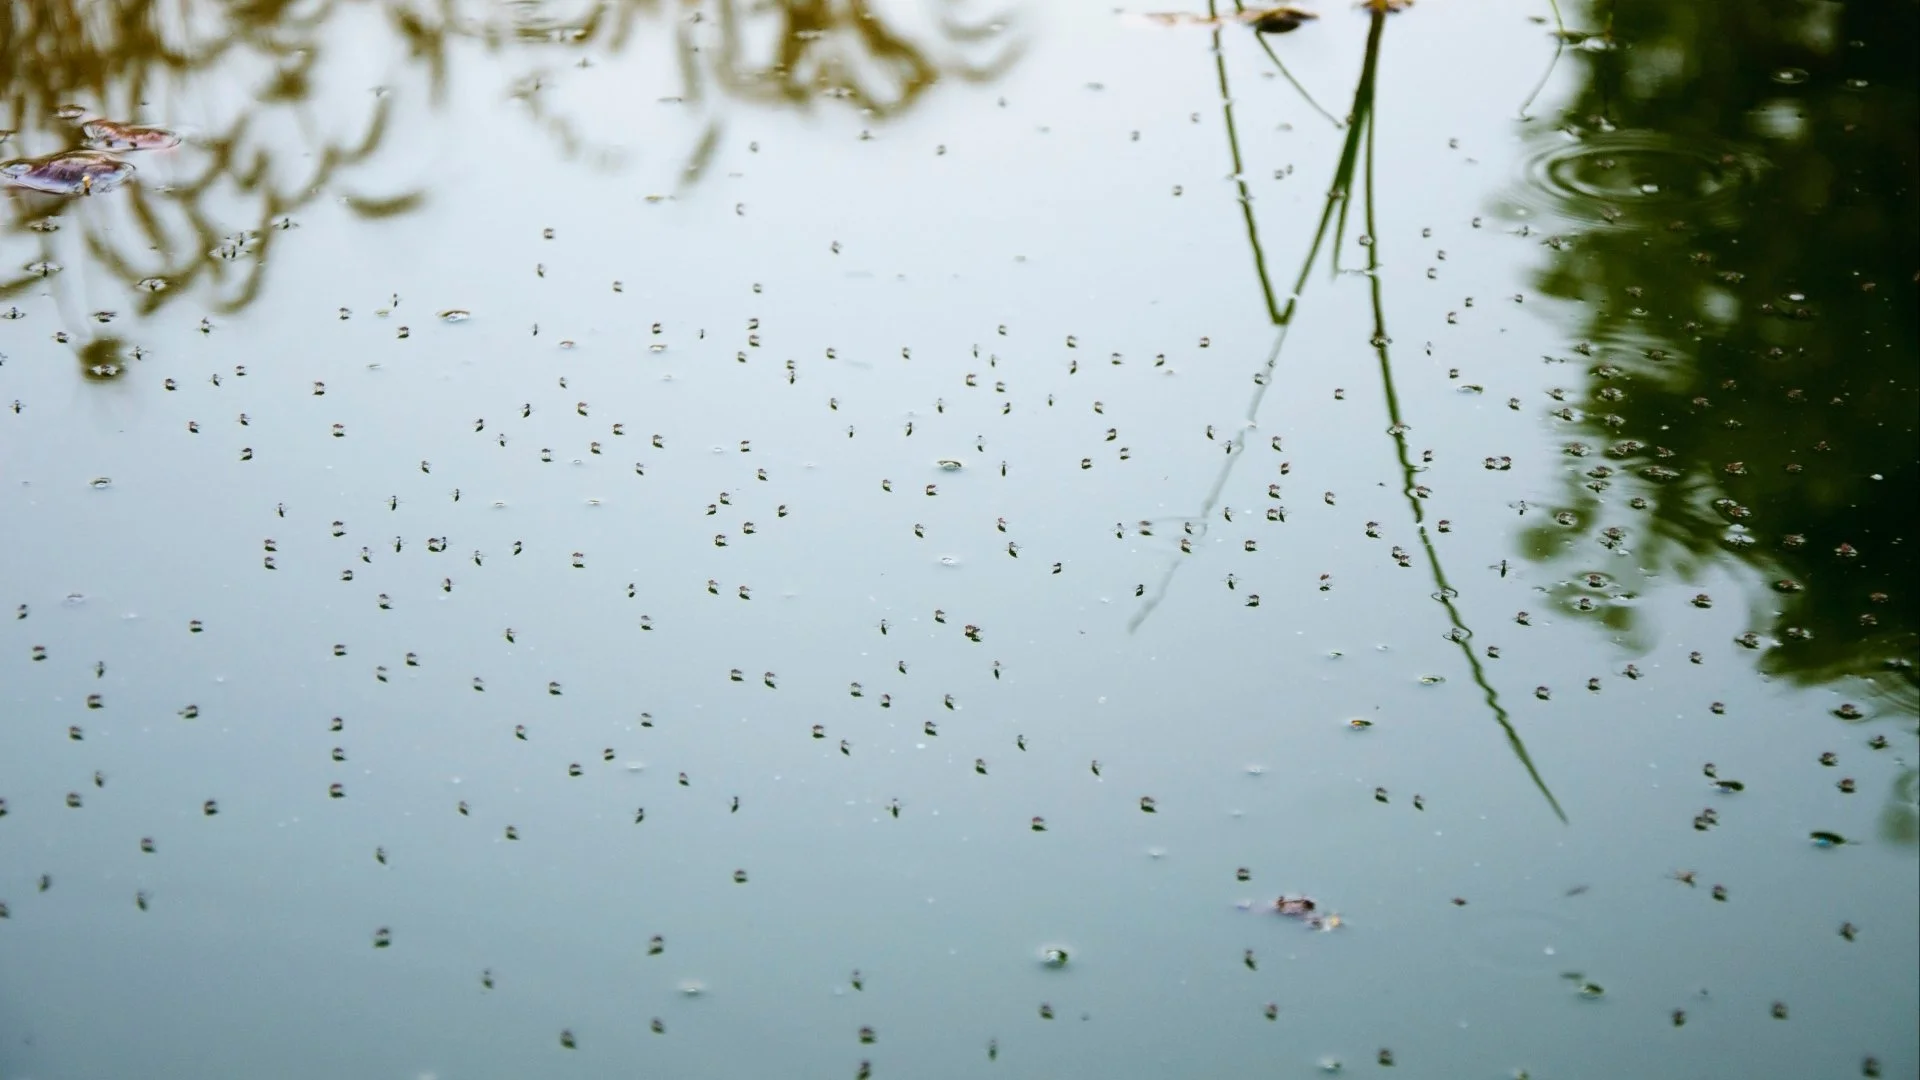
xmin=2 ymin=12 xmax=1910 ymax=1073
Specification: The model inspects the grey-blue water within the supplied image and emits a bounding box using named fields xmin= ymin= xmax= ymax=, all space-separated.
xmin=4 ymin=2 xmax=1914 ymax=1077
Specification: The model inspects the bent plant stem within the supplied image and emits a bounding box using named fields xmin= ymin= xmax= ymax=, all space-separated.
xmin=1230 ymin=0 xmax=1343 ymax=128
xmin=1358 ymin=59 xmax=1567 ymax=822
xmin=1211 ymin=3 xmax=1282 ymax=324
xmin=1329 ymin=10 xmax=1382 ymax=276
xmin=1130 ymin=9 xmax=1570 ymax=821
xmin=1517 ymin=0 xmax=1570 ymax=120
xmin=1130 ymin=9 xmax=1381 ymax=633
xmin=1517 ymin=38 xmax=1565 ymax=121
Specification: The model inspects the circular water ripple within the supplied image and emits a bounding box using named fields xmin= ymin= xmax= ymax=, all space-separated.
xmin=1518 ymin=131 xmax=1762 ymax=227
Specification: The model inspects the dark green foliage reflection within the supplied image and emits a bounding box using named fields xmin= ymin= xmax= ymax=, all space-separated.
xmin=1514 ymin=0 xmax=1918 ymax=695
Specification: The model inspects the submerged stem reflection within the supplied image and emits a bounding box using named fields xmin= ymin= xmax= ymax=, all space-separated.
xmin=1133 ymin=6 xmax=1565 ymax=820
xmin=1357 ymin=59 xmax=1565 ymax=822
xmin=1209 ymin=1 xmax=1282 ymax=324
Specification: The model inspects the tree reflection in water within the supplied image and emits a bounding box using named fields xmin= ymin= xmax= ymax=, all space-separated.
xmin=1512 ymin=0 xmax=1916 ymax=685
xmin=3 ymin=0 xmax=416 ymax=330
xmin=2 ymin=0 xmax=1019 ymax=369
xmin=1510 ymin=0 xmax=1916 ymax=836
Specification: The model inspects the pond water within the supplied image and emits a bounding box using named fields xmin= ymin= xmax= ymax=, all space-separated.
xmin=3 ymin=1 xmax=1915 ymax=1077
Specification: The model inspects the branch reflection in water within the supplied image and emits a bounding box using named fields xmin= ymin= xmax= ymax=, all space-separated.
xmin=3 ymin=0 xmax=421 ymax=337
xmin=2 ymin=0 xmax=1021 ymax=375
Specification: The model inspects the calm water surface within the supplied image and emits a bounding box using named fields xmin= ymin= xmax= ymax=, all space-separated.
xmin=2 ymin=1 xmax=1914 ymax=1078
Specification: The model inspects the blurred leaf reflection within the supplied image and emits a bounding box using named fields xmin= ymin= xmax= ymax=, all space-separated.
xmin=4 ymin=0 xmax=1019 ymax=344
xmin=1512 ymin=0 xmax=1918 ymax=702
xmin=4 ymin=0 xmax=412 ymax=325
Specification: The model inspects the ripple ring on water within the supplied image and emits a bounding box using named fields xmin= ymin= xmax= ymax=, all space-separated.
xmin=1516 ymin=131 xmax=1761 ymax=226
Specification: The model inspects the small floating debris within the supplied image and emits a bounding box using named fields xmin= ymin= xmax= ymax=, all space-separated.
xmin=1247 ymin=5 xmax=1317 ymax=32
xmin=1130 ymin=5 xmax=1317 ymax=32
xmin=1809 ymin=831 xmax=1849 ymax=848
xmin=438 ymin=309 xmax=472 ymax=323
xmin=81 ymin=120 xmax=181 ymax=151
xmin=1273 ymin=895 xmax=1341 ymax=930
xmin=2 ymin=150 xmax=135 ymax=195
xmin=1038 ymin=946 xmax=1069 ymax=968
xmin=1275 ymin=895 xmax=1317 ymax=917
